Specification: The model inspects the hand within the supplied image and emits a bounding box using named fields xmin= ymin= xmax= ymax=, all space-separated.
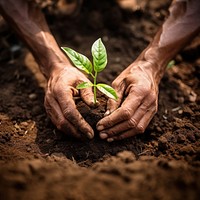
xmin=44 ymin=62 xmax=95 ymax=139
xmin=97 ymin=61 xmax=159 ymax=141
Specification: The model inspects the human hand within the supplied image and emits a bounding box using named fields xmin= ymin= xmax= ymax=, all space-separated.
xmin=97 ymin=61 xmax=159 ymax=141
xmin=44 ymin=62 xmax=95 ymax=139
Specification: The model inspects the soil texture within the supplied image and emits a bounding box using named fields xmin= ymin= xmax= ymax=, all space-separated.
xmin=0 ymin=0 xmax=199 ymax=199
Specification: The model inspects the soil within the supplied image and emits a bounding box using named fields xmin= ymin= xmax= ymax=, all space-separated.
xmin=0 ymin=0 xmax=200 ymax=200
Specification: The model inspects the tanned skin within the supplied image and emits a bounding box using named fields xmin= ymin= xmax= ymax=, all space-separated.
xmin=97 ymin=0 xmax=200 ymax=141
xmin=0 ymin=0 xmax=199 ymax=141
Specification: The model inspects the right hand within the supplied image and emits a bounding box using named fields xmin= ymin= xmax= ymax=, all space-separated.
xmin=44 ymin=62 xmax=95 ymax=139
xmin=97 ymin=60 xmax=159 ymax=141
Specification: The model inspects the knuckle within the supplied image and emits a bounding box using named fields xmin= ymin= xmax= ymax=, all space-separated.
xmin=44 ymin=98 xmax=48 ymax=108
xmin=53 ymin=86 xmax=63 ymax=96
xmin=130 ymin=85 xmax=150 ymax=97
xmin=56 ymin=119 xmax=65 ymax=130
xmin=45 ymin=88 xmax=51 ymax=96
xmin=128 ymin=118 xmax=137 ymax=128
xmin=81 ymin=88 xmax=91 ymax=96
xmin=45 ymin=106 xmax=51 ymax=114
xmin=112 ymin=80 xmax=118 ymax=88
xmin=63 ymin=107 xmax=72 ymax=118
xmin=124 ymin=76 xmax=135 ymax=84
xmin=112 ymin=79 xmax=124 ymax=90
xmin=140 ymin=85 xmax=150 ymax=93
xmin=44 ymin=91 xmax=51 ymax=104
xmin=154 ymin=105 xmax=158 ymax=114
xmin=107 ymin=130 xmax=116 ymax=137
xmin=44 ymin=101 xmax=51 ymax=114
xmin=118 ymin=135 xmax=125 ymax=140
xmin=149 ymin=92 xmax=157 ymax=103
xmin=149 ymin=101 xmax=158 ymax=114
xmin=122 ymin=108 xmax=132 ymax=119
xmin=114 ymin=134 xmax=125 ymax=141
xmin=105 ymin=116 xmax=114 ymax=127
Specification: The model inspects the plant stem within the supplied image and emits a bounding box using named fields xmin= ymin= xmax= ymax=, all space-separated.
xmin=90 ymin=73 xmax=95 ymax=79
xmin=93 ymin=71 xmax=98 ymax=104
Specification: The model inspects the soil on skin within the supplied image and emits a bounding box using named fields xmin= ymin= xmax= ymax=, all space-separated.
xmin=0 ymin=0 xmax=200 ymax=199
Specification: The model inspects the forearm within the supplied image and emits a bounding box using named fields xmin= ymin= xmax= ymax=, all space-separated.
xmin=137 ymin=0 xmax=200 ymax=83
xmin=0 ymin=0 xmax=69 ymax=79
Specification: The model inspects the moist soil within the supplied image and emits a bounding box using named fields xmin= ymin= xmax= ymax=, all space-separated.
xmin=0 ymin=0 xmax=200 ymax=200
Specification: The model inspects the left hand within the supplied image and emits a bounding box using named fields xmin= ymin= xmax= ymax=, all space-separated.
xmin=96 ymin=61 xmax=159 ymax=141
xmin=44 ymin=62 xmax=95 ymax=139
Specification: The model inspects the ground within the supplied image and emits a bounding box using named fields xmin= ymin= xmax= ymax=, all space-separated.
xmin=0 ymin=0 xmax=199 ymax=199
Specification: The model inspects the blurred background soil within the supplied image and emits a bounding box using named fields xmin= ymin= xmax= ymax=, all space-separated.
xmin=0 ymin=0 xmax=199 ymax=199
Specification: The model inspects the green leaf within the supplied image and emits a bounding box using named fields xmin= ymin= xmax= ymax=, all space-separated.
xmin=61 ymin=47 xmax=92 ymax=74
xmin=97 ymin=83 xmax=118 ymax=100
xmin=91 ymin=38 xmax=107 ymax=72
xmin=167 ymin=60 xmax=175 ymax=69
xmin=76 ymin=82 xmax=93 ymax=89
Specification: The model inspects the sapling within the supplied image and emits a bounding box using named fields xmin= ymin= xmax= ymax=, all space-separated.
xmin=61 ymin=38 xmax=118 ymax=105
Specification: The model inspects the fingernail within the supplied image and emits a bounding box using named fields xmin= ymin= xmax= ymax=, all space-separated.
xmin=107 ymin=138 xmax=114 ymax=142
xmin=87 ymin=132 xmax=94 ymax=139
xmin=97 ymin=125 xmax=104 ymax=131
xmin=104 ymin=110 xmax=110 ymax=116
xmin=100 ymin=133 xmax=108 ymax=139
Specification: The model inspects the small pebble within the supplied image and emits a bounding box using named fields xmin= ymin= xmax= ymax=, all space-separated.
xmin=20 ymin=122 xmax=29 ymax=126
xmin=156 ymin=126 xmax=162 ymax=132
xmin=178 ymin=110 xmax=183 ymax=114
xmin=29 ymin=93 xmax=37 ymax=100
xmin=26 ymin=147 xmax=31 ymax=152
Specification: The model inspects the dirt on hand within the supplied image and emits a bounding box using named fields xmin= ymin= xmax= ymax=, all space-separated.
xmin=0 ymin=0 xmax=199 ymax=200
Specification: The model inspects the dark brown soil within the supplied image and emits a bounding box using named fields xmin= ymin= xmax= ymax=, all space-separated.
xmin=0 ymin=0 xmax=199 ymax=199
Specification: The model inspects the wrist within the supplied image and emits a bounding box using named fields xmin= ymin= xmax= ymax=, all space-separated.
xmin=136 ymin=45 xmax=169 ymax=84
xmin=41 ymin=58 xmax=72 ymax=80
xmin=35 ymin=45 xmax=71 ymax=79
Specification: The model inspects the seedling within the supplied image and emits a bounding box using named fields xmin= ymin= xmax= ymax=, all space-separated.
xmin=61 ymin=38 xmax=118 ymax=105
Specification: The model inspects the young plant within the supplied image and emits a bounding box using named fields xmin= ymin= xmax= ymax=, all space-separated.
xmin=61 ymin=38 xmax=118 ymax=105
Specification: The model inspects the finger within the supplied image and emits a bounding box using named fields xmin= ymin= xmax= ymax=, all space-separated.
xmin=45 ymin=96 xmax=82 ymax=139
xmin=107 ymin=107 xmax=157 ymax=141
xmin=97 ymin=91 xmax=144 ymax=131
xmin=99 ymin=98 xmax=155 ymax=139
xmin=99 ymin=117 xmax=137 ymax=139
xmin=136 ymin=105 xmax=157 ymax=133
xmin=130 ymin=91 xmax=157 ymax=132
xmin=123 ymin=91 xmax=157 ymax=126
xmin=105 ymin=95 xmax=122 ymax=116
xmin=107 ymin=129 xmax=138 ymax=142
xmin=105 ymin=80 xmax=125 ymax=115
xmin=56 ymin=88 xmax=94 ymax=139
xmin=80 ymin=87 xmax=95 ymax=107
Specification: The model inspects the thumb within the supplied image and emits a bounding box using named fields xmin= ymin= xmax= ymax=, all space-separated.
xmin=80 ymin=87 xmax=96 ymax=107
xmin=105 ymin=85 xmax=124 ymax=116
